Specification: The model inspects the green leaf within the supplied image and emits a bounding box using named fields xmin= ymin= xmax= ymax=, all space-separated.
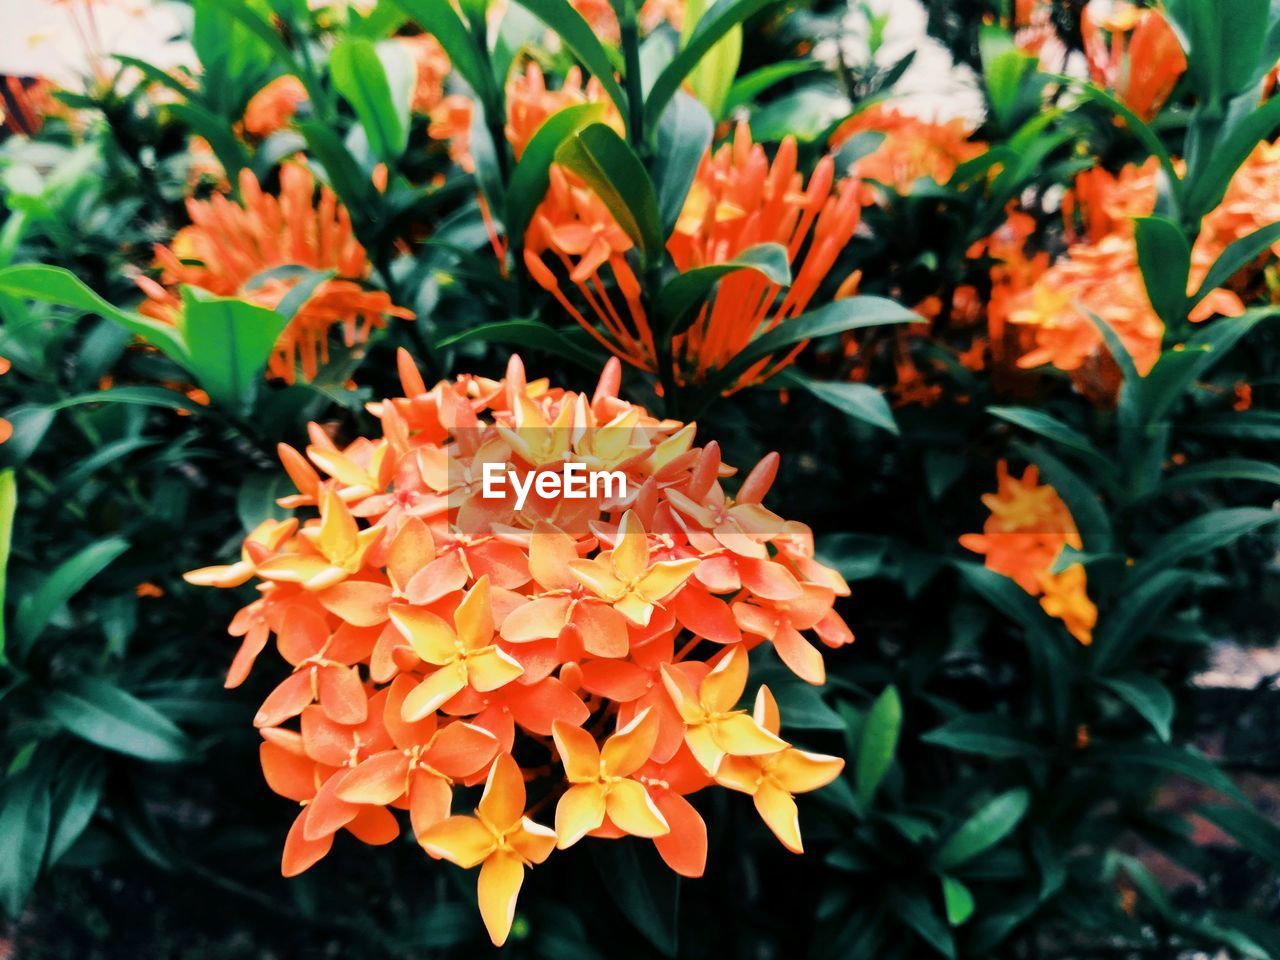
xmin=1099 ymin=674 xmax=1174 ymax=741
xmin=1133 ymin=506 xmax=1280 ymax=580
xmin=935 ymin=788 xmax=1031 ymax=871
xmin=330 ymin=37 xmax=409 ymax=162
xmin=682 ymin=0 xmax=742 ymax=118
xmin=505 ymin=103 xmax=606 ymax=247
xmin=1137 ymin=309 xmax=1276 ymax=424
xmin=511 ymin=0 xmax=628 ymax=119
xmin=170 ymin=101 xmax=254 ymax=183
xmin=48 ymin=386 xmax=198 ymax=413
xmin=47 ymin=760 xmax=106 ymax=865
xmin=1185 ymin=94 xmax=1280 ymax=219
xmin=1092 ymin=742 xmax=1246 ymax=804
xmin=1091 ymin=569 xmax=1197 ymax=673
xmin=718 ymin=296 xmax=920 ymax=385
xmin=0 ymin=471 xmax=14 ymax=664
xmin=1134 ymin=216 xmax=1191 ymax=328
xmin=1160 ymin=457 xmax=1280 ymax=492
xmin=644 ymin=0 xmax=783 ymax=130
xmin=778 ymin=370 xmax=897 ymax=434
xmin=590 ymin=841 xmax=678 ymax=957
xmin=554 ymin=123 xmax=663 ymax=256
xmin=988 ymin=406 xmax=1114 ymax=479
xmin=0 ymin=264 xmax=189 ymax=361
xmin=723 ymin=60 xmax=822 ymax=113
xmin=656 ymin=243 xmax=790 ymax=334
xmin=894 ymin=892 xmax=955 ymax=958
xmin=438 ymin=319 xmax=603 ymax=370
xmin=921 ymin=714 xmax=1039 ymax=760
xmin=940 ymin=875 xmax=975 ymax=926
xmin=177 ymin=288 xmax=289 ymax=408
xmin=0 ymin=766 xmax=52 ymax=918
xmin=652 ymin=93 xmax=715 ymax=236
xmin=855 ymin=685 xmax=901 ymax=805
xmin=954 ymin=562 xmax=1058 ymax=643
xmin=1197 ymin=804 xmax=1280 ymax=867
xmin=298 ymin=120 xmax=381 ymax=217
xmin=46 ymin=676 xmax=195 ymax=764
xmin=1191 ymin=220 xmax=1280 ymax=307
xmin=13 ymin=538 xmax=130 ymax=655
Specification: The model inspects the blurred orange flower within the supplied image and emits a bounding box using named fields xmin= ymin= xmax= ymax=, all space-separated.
xmin=830 ymin=105 xmax=984 ymax=199
xmin=138 ymin=164 xmax=412 ymax=383
xmin=242 ymin=75 xmax=308 ymax=139
xmin=1082 ymin=0 xmax=1186 ymax=121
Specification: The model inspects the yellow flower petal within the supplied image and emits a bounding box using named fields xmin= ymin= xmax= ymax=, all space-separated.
xmin=419 ymin=815 xmax=494 ymax=868
xmin=637 ymin=558 xmax=701 ymax=603
xmin=754 ymin=780 xmax=803 ymax=854
xmin=477 ymin=851 xmax=525 ymax=947
xmin=568 ymin=558 xmax=626 ymax=601
xmin=770 ymin=749 xmax=845 ymax=794
xmin=478 ymin=753 xmax=526 ymax=831
xmin=552 ymin=720 xmax=601 ymax=782
xmin=401 ymin=664 xmax=468 ymax=721
xmin=700 ymin=646 xmax=749 ymax=714
xmin=712 ymin=714 xmax=788 ymax=757
xmin=455 ymin=576 xmax=495 ymax=651
xmin=466 ymin=646 xmax=525 ymax=692
xmin=389 ymin=605 xmax=457 ymax=665
xmin=611 ymin=511 xmax=650 ymax=582
xmin=555 ymin=782 xmax=607 ymax=848
xmin=601 ymin=707 xmax=658 ymax=778
xmin=605 ymin=779 xmax=669 ymax=838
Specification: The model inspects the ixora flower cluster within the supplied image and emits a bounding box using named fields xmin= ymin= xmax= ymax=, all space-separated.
xmin=960 ymin=461 xmax=1097 ymax=645
xmin=186 ymin=352 xmax=851 ymax=945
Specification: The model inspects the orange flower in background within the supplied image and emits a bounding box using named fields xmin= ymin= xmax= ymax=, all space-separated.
xmin=399 ymin=34 xmax=451 ymax=114
xmin=1081 ymin=0 xmax=1186 ymax=121
xmin=529 ymin=123 xmax=863 ymax=391
xmin=242 ymin=75 xmax=308 ymax=139
xmin=961 ymin=461 xmax=1096 ymax=643
xmin=0 ymin=355 xmax=11 ymax=443
xmin=187 ymin=351 xmax=853 ymax=944
xmin=138 ymin=164 xmax=412 ymax=383
xmin=566 ymin=0 xmax=684 ymax=43
xmin=829 ymin=104 xmax=985 ymax=199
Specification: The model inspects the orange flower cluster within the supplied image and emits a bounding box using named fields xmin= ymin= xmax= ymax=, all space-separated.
xmin=567 ymin=0 xmax=684 ymax=43
xmin=400 ymin=34 xmax=451 ymax=115
xmin=138 ymin=164 xmax=412 ymax=383
xmin=999 ymin=158 xmax=1245 ymax=400
xmin=528 ymin=123 xmax=863 ymax=391
xmin=829 ymin=105 xmax=985 ymax=200
xmin=186 ymin=352 xmax=851 ymax=946
xmin=1081 ymin=0 xmax=1186 ymax=121
xmin=960 ymin=461 xmax=1096 ymax=644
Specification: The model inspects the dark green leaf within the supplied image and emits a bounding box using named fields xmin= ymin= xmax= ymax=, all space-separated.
xmin=590 ymin=841 xmax=678 ymax=957
xmin=656 ymin=243 xmax=790 ymax=335
xmin=554 ymin=123 xmax=663 ymax=255
xmin=47 ymin=760 xmax=106 ymax=865
xmin=855 ymin=685 xmax=901 ymax=805
xmin=1099 ymin=674 xmax=1174 ymax=741
xmin=1192 ymin=220 xmax=1280 ymax=306
xmin=935 ymin=788 xmax=1030 ymax=870
xmin=1134 ymin=216 xmax=1191 ymax=327
xmin=13 ymin=538 xmax=129 ymax=653
xmin=506 ymin=103 xmax=606 ymax=246
xmin=1197 ymin=804 xmax=1280 ymax=867
xmin=988 ymin=406 xmax=1114 ymax=478
xmin=438 ymin=319 xmax=603 ymax=370
xmin=1160 ymin=457 xmax=1280 ymax=492
xmin=46 ymin=676 xmax=196 ymax=764
xmin=645 ymin=0 xmax=784 ymax=129
xmin=1133 ymin=506 xmax=1279 ymax=580
xmin=0 ymin=471 xmax=13 ymax=664
xmin=393 ymin=0 xmax=492 ymax=104
xmin=894 ymin=891 xmax=955 ymax=958
xmin=780 ymin=370 xmax=897 ymax=434
xmin=921 ymin=714 xmax=1039 ymax=760
xmin=1092 ymin=569 xmax=1196 ymax=673
xmin=1093 ymin=743 xmax=1246 ymax=804
xmin=0 ymin=766 xmax=53 ymax=918
xmin=653 ymin=93 xmax=715 ymax=236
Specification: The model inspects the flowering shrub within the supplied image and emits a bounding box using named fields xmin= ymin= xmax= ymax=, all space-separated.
xmin=186 ymin=352 xmax=849 ymax=943
xmin=2 ymin=0 xmax=1280 ymax=957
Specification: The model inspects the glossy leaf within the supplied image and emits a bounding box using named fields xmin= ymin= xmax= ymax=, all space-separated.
xmin=13 ymin=538 xmax=129 ymax=655
xmin=0 ymin=766 xmax=53 ymax=918
xmin=512 ymin=0 xmax=628 ymax=118
xmin=652 ymin=92 xmax=714 ymax=236
xmin=1134 ymin=216 xmax=1190 ymax=327
xmin=330 ymin=37 xmax=410 ymax=162
xmin=783 ymin=372 xmax=898 ymax=435
xmin=46 ymin=676 xmax=196 ymax=764
xmin=935 ymin=788 xmax=1030 ymax=870
xmin=1099 ymin=674 xmax=1174 ymax=742
xmin=177 ymin=288 xmax=289 ymax=408
xmin=655 ymin=242 xmax=790 ymax=335
xmin=855 ymin=685 xmax=901 ymax=805
xmin=554 ymin=123 xmax=664 ymax=255
xmin=505 ymin=102 xmax=606 ymax=246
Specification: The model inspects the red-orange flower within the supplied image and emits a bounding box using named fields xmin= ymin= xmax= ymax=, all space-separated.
xmin=528 ymin=123 xmax=863 ymax=391
xmin=829 ymin=104 xmax=985 ymax=199
xmin=138 ymin=164 xmax=412 ymax=383
xmin=242 ymin=75 xmax=308 ymax=139
xmin=961 ymin=461 xmax=1096 ymax=643
xmin=1082 ymin=0 xmax=1186 ymax=121
xmin=188 ymin=352 xmax=853 ymax=944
